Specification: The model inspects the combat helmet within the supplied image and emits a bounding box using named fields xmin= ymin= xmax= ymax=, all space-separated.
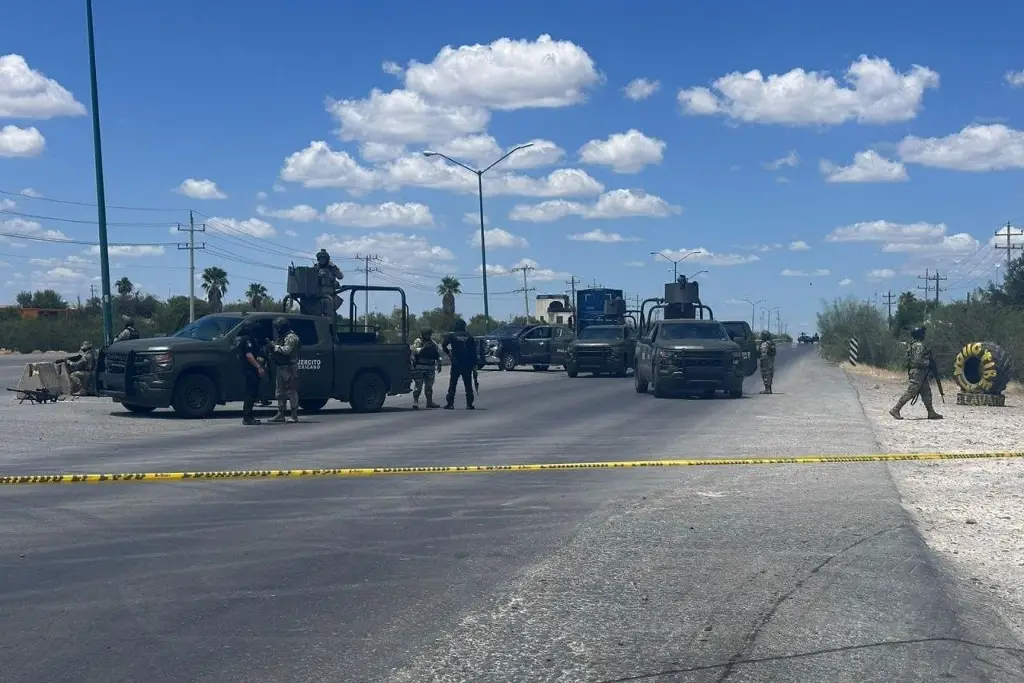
xmin=315 ymin=249 xmax=330 ymax=265
xmin=760 ymin=330 xmax=772 ymax=341
xmin=273 ymin=316 xmax=289 ymax=330
xmin=80 ymin=341 xmax=93 ymax=351
xmin=420 ymin=326 xmax=433 ymax=337
xmin=452 ymin=318 xmax=467 ymax=332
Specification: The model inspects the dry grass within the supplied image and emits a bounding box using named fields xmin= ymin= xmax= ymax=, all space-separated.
xmin=840 ymin=361 xmax=1023 ymax=396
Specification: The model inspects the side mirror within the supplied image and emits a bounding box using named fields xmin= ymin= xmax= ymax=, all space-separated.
xmin=728 ymin=331 xmax=738 ymax=340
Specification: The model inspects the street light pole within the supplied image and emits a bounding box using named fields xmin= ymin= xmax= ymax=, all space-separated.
xmin=741 ymin=297 xmax=766 ymax=331
xmin=651 ymin=250 xmax=700 ymax=280
xmin=766 ymin=306 xmax=780 ymax=335
xmin=423 ymin=144 xmax=534 ymax=333
xmin=86 ymin=0 xmax=113 ymax=344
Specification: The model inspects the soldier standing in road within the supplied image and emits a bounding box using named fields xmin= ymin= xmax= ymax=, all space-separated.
xmin=757 ymin=330 xmax=776 ymax=394
xmin=235 ymin=319 xmax=266 ymax=425
xmin=67 ymin=341 xmax=97 ymax=396
xmin=269 ymin=316 xmax=300 ymax=423
xmin=890 ymin=325 xmax=943 ymax=420
xmin=410 ymin=327 xmax=442 ymax=409
xmin=112 ymin=316 xmax=139 ymax=343
xmin=442 ymin=318 xmax=478 ymax=410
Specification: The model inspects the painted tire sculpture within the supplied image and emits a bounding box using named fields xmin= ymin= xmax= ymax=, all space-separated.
xmin=953 ymin=341 xmax=1012 ymax=395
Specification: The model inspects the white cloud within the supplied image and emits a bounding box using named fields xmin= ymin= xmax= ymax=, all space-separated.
xmin=359 ymin=141 xmax=408 ymax=162
xmin=0 ymin=55 xmax=87 ymax=119
xmin=177 ymin=178 xmax=227 ymax=200
xmin=322 ymin=201 xmax=434 ymax=228
xmin=285 ymin=229 xmax=298 ymax=238
xmin=781 ymin=268 xmax=830 ymax=276
xmin=763 ymin=151 xmax=799 ymax=170
xmin=316 ymin=231 xmax=455 ymax=268
xmin=206 ymin=216 xmax=275 ymax=238
xmin=45 ymin=266 xmax=84 ymax=280
xmin=839 ymin=278 xmax=853 ymax=286
xmin=678 ymin=56 xmax=939 ymax=126
xmin=272 ymin=183 xmax=286 ymax=193
xmin=382 ymin=61 xmax=404 ymax=77
xmin=0 ymin=217 xmax=67 ymax=245
xmin=1005 ymin=70 xmax=1024 ymax=88
xmin=820 ymin=150 xmax=908 ymax=183
xmin=866 ymin=268 xmax=897 ymax=279
xmin=86 ymin=245 xmax=165 ymax=257
xmin=789 ymin=240 xmax=811 ymax=251
xmin=480 ymin=257 xmax=567 ymax=282
xmin=898 ymin=124 xmax=1024 ymax=171
xmin=469 ymin=227 xmax=528 ymax=249
xmin=578 ymin=129 xmax=666 ymax=173
xmin=655 ymin=247 xmax=759 ymax=267
xmin=327 ymin=88 xmax=489 ymax=145
xmin=0 ymin=197 xmax=14 ymax=210
xmin=19 ymin=188 xmax=41 ymax=198
xmin=401 ymin=34 xmax=602 ymax=111
xmin=749 ymin=243 xmax=784 ymax=252
xmin=881 ymin=233 xmax=979 ymax=254
xmin=256 ymin=204 xmax=320 ymax=222
xmin=0 ymin=125 xmax=44 ymax=157
xmin=279 ymin=141 xmax=602 ymax=198
xmin=624 ymin=260 xmax=645 ymax=267
xmin=255 ymin=191 xmax=268 ymax=201
xmin=827 ymin=220 xmax=947 ymax=244
xmin=624 ymin=78 xmax=660 ymax=101
xmin=567 ymin=229 xmax=640 ymax=243
xmin=509 ymin=189 xmax=680 ymax=222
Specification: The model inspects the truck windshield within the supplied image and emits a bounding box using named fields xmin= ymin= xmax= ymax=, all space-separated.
xmin=721 ymin=322 xmax=749 ymax=339
xmin=172 ymin=316 xmax=240 ymax=340
xmin=659 ymin=323 xmax=729 ymax=341
xmin=579 ymin=327 xmax=624 ymax=340
xmin=490 ymin=325 xmax=525 ymax=337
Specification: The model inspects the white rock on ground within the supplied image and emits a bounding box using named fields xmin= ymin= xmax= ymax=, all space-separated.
xmin=844 ymin=361 xmax=1024 ymax=640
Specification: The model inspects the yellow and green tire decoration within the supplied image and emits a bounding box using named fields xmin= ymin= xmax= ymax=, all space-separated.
xmin=953 ymin=341 xmax=1011 ymax=395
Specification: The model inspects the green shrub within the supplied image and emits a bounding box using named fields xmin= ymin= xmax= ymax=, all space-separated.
xmin=816 ymin=297 xmax=902 ymax=369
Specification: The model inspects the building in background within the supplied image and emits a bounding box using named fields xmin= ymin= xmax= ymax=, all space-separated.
xmin=535 ymin=294 xmax=573 ymax=325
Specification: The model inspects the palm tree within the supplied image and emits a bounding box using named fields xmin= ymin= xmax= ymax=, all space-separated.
xmin=115 ymin=277 xmax=133 ymax=297
xmin=246 ymin=282 xmax=269 ymax=311
xmin=202 ymin=266 xmax=229 ymax=313
xmin=437 ymin=276 xmax=461 ymax=329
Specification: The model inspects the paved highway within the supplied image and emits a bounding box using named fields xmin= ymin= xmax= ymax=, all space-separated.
xmin=0 ymin=346 xmax=1021 ymax=682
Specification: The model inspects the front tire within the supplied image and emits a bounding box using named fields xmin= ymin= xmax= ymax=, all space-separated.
xmin=299 ymin=398 xmax=329 ymax=413
xmin=500 ymin=353 xmax=517 ymax=372
xmin=171 ymin=373 xmax=217 ymax=419
xmin=635 ymin=371 xmax=648 ymax=394
xmin=566 ymin=368 xmax=579 ymax=378
xmin=349 ymin=371 xmax=387 ymax=413
xmin=533 ymin=365 xmax=549 ymax=372
xmin=121 ymin=402 xmax=156 ymax=414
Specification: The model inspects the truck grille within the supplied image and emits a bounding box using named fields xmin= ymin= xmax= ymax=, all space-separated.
xmin=576 ymin=347 xmax=611 ymax=360
xmin=679 ymin=352 xmax=725 ymax=368
xmin=103 ymin=352 xmax=150 ymax=375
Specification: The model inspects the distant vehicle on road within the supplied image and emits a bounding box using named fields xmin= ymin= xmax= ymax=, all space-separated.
xmin=565 ymin=324 xmax=635 ymax=377
xmin=798 ymin=332 xmax=819 ymax=344
xmin=476 ymin=323 xmax=574 ymax=372
xmin=633 ymin=319 xmax=745 ymax=399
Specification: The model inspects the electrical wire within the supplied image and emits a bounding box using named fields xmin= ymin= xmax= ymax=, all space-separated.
xmin=0 ymin=188 xmax=186 ymax=212
xmin=0 ymin=231 xmax=177 ymax=247
xmin=0 ymin=208 xmax=177 ymax=227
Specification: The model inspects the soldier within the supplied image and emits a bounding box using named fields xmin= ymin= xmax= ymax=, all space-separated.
xmin=67 ymin=341 xmax=98 ymax=396
xmin=757 ymin=330 xmax=776 ymax=394
xmin=442 ymin=317 xmax=478 ymax=410
xmin=269 ymin=316 xmax=300 ymax=423
xmin=890 ymin=326 xmax=943 ymax=420
xmin=315 ymin=249 xmax=344 ymax=315
xmin=235 ymin=319 xmax=267 ymax=425
xmin=112 ymin=316 xmax=139 ymax=343
xmin=411 ymin=327 xmax=442 ymax=409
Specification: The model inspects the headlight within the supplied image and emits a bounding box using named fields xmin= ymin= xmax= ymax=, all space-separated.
xmin=656 ymin=348 xmax=672 ymax=361
xmin=148 ymin=352 xmax=174 ymax=371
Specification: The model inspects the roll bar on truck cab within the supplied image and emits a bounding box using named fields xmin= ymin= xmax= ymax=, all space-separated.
xmin=96 ymin=284 xmax=414 ymax=418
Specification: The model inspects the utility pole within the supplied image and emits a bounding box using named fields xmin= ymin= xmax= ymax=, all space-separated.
xmin=776 ymin=310 xmax=781 ymax=337
xmin=589 ymin=278 xmax=602 ymax=288
xmin=354 ymin=253 xmax=383 ymax=324
xmin=89 ymin=284 xmax=97 ymax=301
xmin=86 ymin=0 xmax=113 ymax=344
xmin=883 ymin=290 xmax=896 ymax=323
xmin=565 ymin=275 xmax=580 ymax=333
xmin=932 ymin=270 xmax=946 ymax=304
xmin=177 ymin=210 xmax=206 ymax=323
xmin=513 ymin=265 xmax=536 ymax=320
xmin=995 ymin=221 xmax=1023 ymax=269
xmin=917 ymin=268 xmax=931 ymax=305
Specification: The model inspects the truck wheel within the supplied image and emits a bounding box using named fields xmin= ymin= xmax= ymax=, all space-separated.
xmin=299 ymin=398 xmax=329 ymax=413
xmin=533 ymin=365 xmax=549 ymax=372
xmin=120 ymin=402 xmax=155 ymax=414
xmin=634 ymin=373 xmax=648 ymax=393
xmin=500 ymin=353 xmax=517 ymax=372
xmin=954 ymin=341 xmax=1011 ymax=394
xmin=566 ymin=368 xmax=578 ymax=378
xmin=652 ymin=375 xmax=668 ymax=398
xmin=349 ymin=371 xmax=387 ymax=413
xmin=728 ymin=386 xmax=743 ymax=399
xmin=171 ymin=373 xmax=217 ymax=419
xmin=614 ymin=365 xmax=628 ymax=378
xmin=703 ymin=388 xmax=716 ymax=399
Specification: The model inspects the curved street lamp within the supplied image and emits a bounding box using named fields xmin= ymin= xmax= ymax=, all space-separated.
xmin=741 ymin=297 xmax=766 ymax=330
xmin=651 ymin=249 xmax=700 ymax=280
xmin=422 ymin=143 xmax=534 ymax=332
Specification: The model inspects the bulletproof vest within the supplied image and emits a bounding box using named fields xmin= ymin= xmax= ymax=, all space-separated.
xmin=448 ymin=331 xmax=475 ymax=366
xmin=127 ymin=327 xmax=139 ymax=340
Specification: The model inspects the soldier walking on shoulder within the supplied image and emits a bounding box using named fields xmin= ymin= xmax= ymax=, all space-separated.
xmin=269 ymin=317 xmax=300 ymax=423
xmin=235 ymin=319 xmax=266 ymax=425
xmin=757 ymin=330 xmax=776 ymax=394
xmin=442 ymin=318 xmax=478 ymax=410
xmin=890 ymin=325 xmax=943 ymax=420
xmin=411 ymin=327 xmax=442 ymax=409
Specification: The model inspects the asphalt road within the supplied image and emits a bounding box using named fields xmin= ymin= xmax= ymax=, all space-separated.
xmin=1 ymin=346 xmax=1021 ymax=682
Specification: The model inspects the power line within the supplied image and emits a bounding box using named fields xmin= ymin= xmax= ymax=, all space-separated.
xmin=0 ymin=208 xmax=174 ymax=227
xmin=0 ymin=188 xmax=184 ymax=212
xmin=932 ymin=270 xmax=946 ymax=304
xmin=917 ymin=268 xmax=931 ymax=303
xmin=883 ymin=290 xmax=896 ymax=322
xmin=512 ymin=264 xmax=536 ymax=319
xmin=0 ymin=231 xmax=175 ymax=247
xmin=354 ymin=253 xmax=383 ymax=321
xmin=995 ymin=221 xmax=1023 ymax=269
xmin=177 ymin=211 xmax=206 ymax=323
xmin=565 ymin=275 xmax=580 ymax=332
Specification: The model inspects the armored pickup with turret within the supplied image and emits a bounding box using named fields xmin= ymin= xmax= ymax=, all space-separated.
xmin=96 ymin=275 xmax=414 ymax=418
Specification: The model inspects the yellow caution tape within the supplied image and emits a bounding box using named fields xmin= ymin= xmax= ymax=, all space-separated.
xmin=2 ymin=451 xmax=1024 ymax=485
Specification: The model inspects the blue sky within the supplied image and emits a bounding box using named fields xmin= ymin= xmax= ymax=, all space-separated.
xmin=2 ymin=0 xmax=1023 ymax=332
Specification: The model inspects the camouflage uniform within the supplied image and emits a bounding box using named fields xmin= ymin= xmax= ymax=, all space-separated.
xmin=890 ymin=326 xmax=943 ymax=420
xmin=270 ymin=317 xmax=300 ymax=423
xmin=68 ymin=341 xmax=98 ymax=396
xmin=113 ymin=316 xmax=139 ymax=343
xmin=411 ymin=328 xmax=442 ymax=409
xmin=315 ymin=249 xmax=343 ymax=315
xmin=757 ymin=331 xmax=776 ymax=394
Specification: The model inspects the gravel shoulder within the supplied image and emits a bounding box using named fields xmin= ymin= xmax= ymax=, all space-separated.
xmin=843 ymin=360 xmax=1024 ymax=642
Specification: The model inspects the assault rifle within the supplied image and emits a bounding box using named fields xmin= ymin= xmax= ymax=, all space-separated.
xmin=911 ymin=357 xmax=945 ymax=405
xmin=54 ymin=353 xmax=82 ymax=366
xmin=473 ymin=366 xmax=479 ymax=393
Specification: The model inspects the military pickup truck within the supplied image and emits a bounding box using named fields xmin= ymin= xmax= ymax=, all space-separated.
xmin=720 ymin=320 xmax=759 ymax=376
xmin=633 ymin=319 xmax=745 ymax=398
xmin=96 ymin=310 xmax=413 ymax=418
xmin=798 ymin=332 xmax=819 ymax=344
xmin=565 ymin=324 xmax=635 ymax=377
xmin=477 ymin=323 xmax=574 ymax=371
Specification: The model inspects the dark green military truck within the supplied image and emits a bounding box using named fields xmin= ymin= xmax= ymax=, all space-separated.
xmin=720 ymin=320 xmax=759 ymax=376
xmin=633 ymin=319 xmax=745 ymax=399
xmin=97 ymin=284 xmax=414 ymax=418
xmin=565 ymin=324 xmax=635 ymax=377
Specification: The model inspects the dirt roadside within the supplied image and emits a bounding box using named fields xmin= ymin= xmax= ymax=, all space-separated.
xmin=843 ymin=361 xmax=1024 ymax=640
